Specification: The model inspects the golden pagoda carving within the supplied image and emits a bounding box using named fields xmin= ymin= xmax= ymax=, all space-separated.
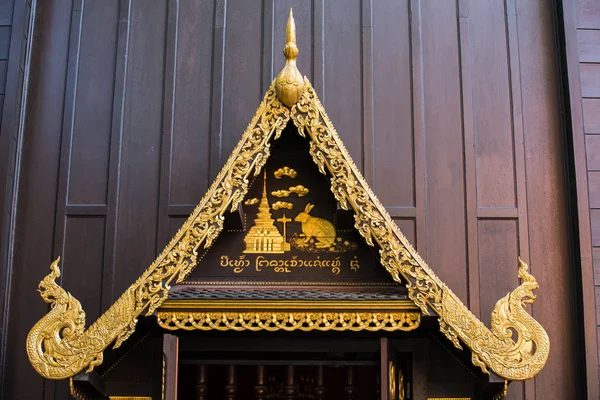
xmin=244 ymin=170 xmax=290 ymax=253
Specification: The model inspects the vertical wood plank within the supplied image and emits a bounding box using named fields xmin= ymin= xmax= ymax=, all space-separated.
xmin=322 ymin=0 xmax=362 ymax=167
xmin=55 ymin=0 xmax=120 ymax=336
xmin=209 ymin=0 xmax=226 ymax=181
xmin=62 ymin=216 xmax=106 ymax=322
xmin=157 ymin=0 xmax=178 ymax=250
xmin=0 ymin=0 xmax=32 ymax=392
xmin=457 ymin=0 xmax=480 ymax=316
xmin=585 ymin=134 xmax=600 ymax=168
xmin=470 ymin=0 xmax=516 ymax=208
xmin=51 ymin=4 xmax=83 ymax=390
xmin=371 ymin=0 xmax=413 ymax=207
xmin=6 ymin=0 xmax=74 ymax=398
xmin=67 ymin=0 xmax=119 ymax=206
xmin=113 ymin=0 xmax=168 ymax=295
xmin=312 ymin=0 xmax=325 ymax=97
xmin=518 ymin=0 xmax=577 ymax=397
xmin=163 ymin=334 xmax=179 ymax=400
xmin=221 ymin=1 xmax=263 ymax=162
xmin=477 ymin=220 xmax=519 ymax=319
xmin=506 ymin=4 xmax=532 ymax=396
xmin=409 ymin=0 xmax=426 ymax=255
xmin=380 ymin=338 xmax=390 ymax=400
xmin=52 ymin=0 xmax=83 ymax=288
xmin=167 ymin=0 xmax=215 ymax=208
xmin=583 ymin=99 xmax=600 ymax=133
xmin=562 ymin=0 xmax=600 ymax=395
xmin=103 ymin=0 xmax=131 ymax=310
xmin=504 ymin=3 xmax=531 ymax=393
xmin=395 ymin=219 xmax=415 ymax=250
xmin=421 ymin=0 xmax=468 ymax=301
xmin=261 ymin=0 xmax=274 ymax=94
xmin=575 ymin=0 xmax=600 ymax=29
xmin=361 ymin=0 xmax=373 ymax=185
xmin=581 ymin=63 xmax=600 ymax=97
xmin=577 ymin=29 xmax=600 ymax=62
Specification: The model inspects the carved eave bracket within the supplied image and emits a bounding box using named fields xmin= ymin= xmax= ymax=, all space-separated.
xmin=26 ymin=9 xmax=549 ymax=383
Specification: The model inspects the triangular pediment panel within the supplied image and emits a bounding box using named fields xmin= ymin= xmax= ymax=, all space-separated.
xmin=184 ymin=125 xmax=397 ymax=287
xmin=26 ymin=9 xmax=549 ymax=385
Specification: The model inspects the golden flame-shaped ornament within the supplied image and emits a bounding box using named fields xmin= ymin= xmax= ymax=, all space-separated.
xmin=275 ymin=9 xmax=305 ymax=107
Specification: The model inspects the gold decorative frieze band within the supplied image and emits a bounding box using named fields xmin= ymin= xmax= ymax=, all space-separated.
xmin=428 ymin=398 xmax=471 ymax=400
xmin=109 ymin=397 xmax=152 ymax=400
xmin=156 ymin=311 xmax=420 ymax=332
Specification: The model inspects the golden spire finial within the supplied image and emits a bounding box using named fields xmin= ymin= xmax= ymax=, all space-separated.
xmin=275 ymin=8 xmax=305 ymax=107
xmin=284 ymin=8 xmax=298 ymax=59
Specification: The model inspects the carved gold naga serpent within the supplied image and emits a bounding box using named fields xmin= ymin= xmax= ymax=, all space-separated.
xmin=26 ymin=9 xmax=549 ymax=383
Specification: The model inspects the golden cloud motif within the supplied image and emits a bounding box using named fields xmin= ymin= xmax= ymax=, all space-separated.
xmin=272 ymin=201 xmax=293 ymax=210
xmin=274 ymin=166 xmax=297 ymax=179
xmin=289 ymin=185 xmax=309 ymax=197
xmin=271 ymin=190 xmax=290 ymax=198
xmin=244 ymin=198 xmax=259 ymax=205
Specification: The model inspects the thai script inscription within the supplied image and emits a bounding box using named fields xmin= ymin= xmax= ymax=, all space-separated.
xmin=220 ymin=255 xmax=360 ymax=275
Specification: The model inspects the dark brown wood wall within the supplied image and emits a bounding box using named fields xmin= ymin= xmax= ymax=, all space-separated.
xmin=0 ymin=0 xmax=33 ymax=396
xmin=0 ymin=0 xmax=581 ymax=399
xmin=0 ymin=0 xmax=16 ymax=391
xmin=568 ymin=0 xmax=600 ymax=392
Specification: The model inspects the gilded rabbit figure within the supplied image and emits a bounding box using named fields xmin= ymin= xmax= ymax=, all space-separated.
xmin=294 ymin=203 xmax=336 ymax=248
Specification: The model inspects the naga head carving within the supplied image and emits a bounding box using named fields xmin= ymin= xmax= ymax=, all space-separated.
xmin=38 ymin=258 xmax=65 ymax=305
xmin=516 ymin=257 xmax=537 ymax=305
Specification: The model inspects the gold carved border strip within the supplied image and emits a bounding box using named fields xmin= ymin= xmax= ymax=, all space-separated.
xmin=156 ymin=311 xmax=420 ymax=332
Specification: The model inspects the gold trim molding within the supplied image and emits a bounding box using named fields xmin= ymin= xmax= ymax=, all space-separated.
xmin=157 ymin=311 xmax=420 ymax=332
xmin=109 ymin=397 xmax=152 ymax=400
xmin=26 ymin=10 xmax=549 ymax=383
xmin=159 ymin=299 xmax=418 ymax=311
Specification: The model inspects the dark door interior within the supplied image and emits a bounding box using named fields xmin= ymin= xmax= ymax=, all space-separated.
xmin=175 ymin=335 xmax=411 ymax=400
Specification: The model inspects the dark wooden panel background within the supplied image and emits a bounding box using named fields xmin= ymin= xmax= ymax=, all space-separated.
xmin=570 ymin=0 xmax=600 ymax=391
xmin=0 ymin=0 xmax=584 ymax=399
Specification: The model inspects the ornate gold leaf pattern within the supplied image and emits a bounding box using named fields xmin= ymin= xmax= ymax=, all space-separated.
xmin=156 ymin=311 xmax=420 ymax=332
xmin=26 ymin=85 xmax=290 ymax=380
xmin=289 ymin=80 xmax=549 ymax=381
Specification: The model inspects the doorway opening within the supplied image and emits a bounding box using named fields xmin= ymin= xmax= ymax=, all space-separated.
xmin=175 ymin=335 xmax=411 ymax=399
